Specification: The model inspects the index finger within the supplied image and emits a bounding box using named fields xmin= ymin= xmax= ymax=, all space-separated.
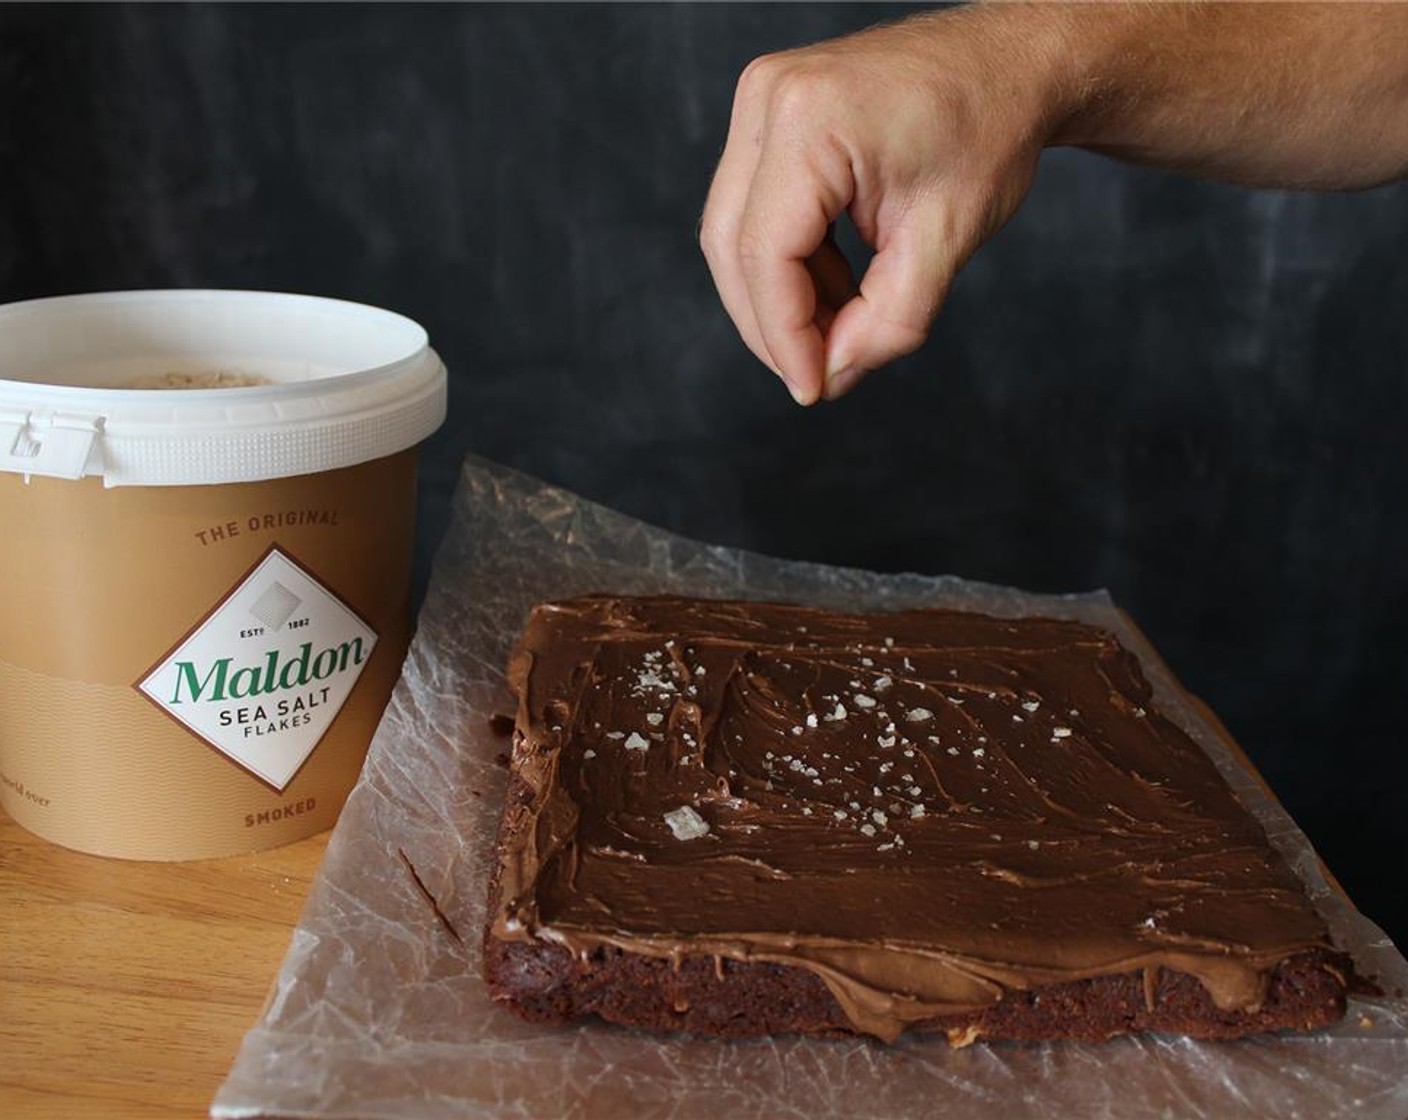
xmin=737 ymin=144 xmax=850 ymax=406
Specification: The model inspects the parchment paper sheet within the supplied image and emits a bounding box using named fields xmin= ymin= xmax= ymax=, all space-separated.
xmin=213 ymin=455 xmax=1408 ymax=1120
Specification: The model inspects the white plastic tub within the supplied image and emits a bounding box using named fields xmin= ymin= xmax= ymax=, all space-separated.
xmin=0 ymin=290 xmax=447 ymax=859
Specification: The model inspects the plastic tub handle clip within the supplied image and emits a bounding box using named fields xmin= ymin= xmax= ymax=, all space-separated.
xmin=0 ymin=408 xmax=101 ymax=481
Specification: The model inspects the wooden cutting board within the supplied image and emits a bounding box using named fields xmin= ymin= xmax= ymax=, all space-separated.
xmin=0 ymin=812 xmax=329 ymax=1119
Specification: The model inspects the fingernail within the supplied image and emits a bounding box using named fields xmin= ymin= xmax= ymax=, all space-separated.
xmin=824 ymin=366 xmax=864 ymax=400
xmin=778 ymin=370 xmax=817 ymax=407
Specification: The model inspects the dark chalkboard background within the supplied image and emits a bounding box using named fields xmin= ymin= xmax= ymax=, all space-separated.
xmin=3 ymin=4 xmax=1405 ymax=948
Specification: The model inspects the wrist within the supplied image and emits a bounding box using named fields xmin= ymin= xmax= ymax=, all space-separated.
xmin=916 ymin=2 xmax=1139 ymax=152
xmin=1017 ymin=2 xmax=1173 ymax=150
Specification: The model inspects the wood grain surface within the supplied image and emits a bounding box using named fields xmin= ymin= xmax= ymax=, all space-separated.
xmin=0 ymin=811 xmax=329 ymax=1119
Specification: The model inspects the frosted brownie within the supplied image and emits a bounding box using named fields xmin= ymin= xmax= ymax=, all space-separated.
xmin=483 ymin=596 xmax=1348 ymax=1044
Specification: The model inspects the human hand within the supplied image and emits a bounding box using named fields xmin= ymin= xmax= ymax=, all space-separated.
xmin=700 ymin=3 xmax=1408 ymax=406
xmin=699 ymin=7 xmax=1070 ymax=405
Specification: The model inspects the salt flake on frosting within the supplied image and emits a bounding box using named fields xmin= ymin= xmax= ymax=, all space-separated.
xmin=663 ymin=805 xmax=710 ymax=841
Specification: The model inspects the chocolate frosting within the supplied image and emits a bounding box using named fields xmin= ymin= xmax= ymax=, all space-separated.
xmin=490 ymin=596 xmax=1334 ymax=1042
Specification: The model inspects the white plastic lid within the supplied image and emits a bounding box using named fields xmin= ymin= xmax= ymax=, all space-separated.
xmin=0 ymin=290 xmax=447 ymax=486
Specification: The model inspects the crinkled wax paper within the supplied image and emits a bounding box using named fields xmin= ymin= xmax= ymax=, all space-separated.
xmin=213 ymin=454 xmax=1408 ymax=1120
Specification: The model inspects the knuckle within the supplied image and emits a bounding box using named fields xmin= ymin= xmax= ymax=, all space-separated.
xmin=764 ymin=64 xmax=839 ymax=128
xmin=735 ymin=52 xmax=785 ymax=100
xmin=737 ymin=53 xmax=840 ymax=129
xmin=696 ymin=217 xmax=719 ymax=256
xmin=874 ymin=315 xmax=931 ymax=360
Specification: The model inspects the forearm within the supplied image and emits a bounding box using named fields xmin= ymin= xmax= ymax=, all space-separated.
xmin=1039 ymin=1 xmax=1408 ymax=190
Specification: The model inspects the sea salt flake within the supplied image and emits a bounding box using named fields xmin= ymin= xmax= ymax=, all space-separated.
xmin=637 ymin=669 xmax=670 ymax=690
xmin=583 ymin=749 xmax=597 ymax=759
xmin=871 ymin=810 xmax=888 ymax=827
xmin=646 ymin=713 xmax=665 ymax=726
xmin=909 ymin=785 xmax=923 ymax=796
xmin=833 ymin=809 xmax=848 ymax=820
xmin=824 ymin=703 xmax=847 ymax=722
xmin=877 ymin=842 xmax=895 ymax=852
xmin=1051 ymin=727 xmax=1073 ymax=739
xmin=878 ymin=735 xmax=896 ymax=749
xmin=791 ymin=726 xmax=803 ymax=736
xmin=1021 ymin=700 xmax=1040 ymax=712
xmin=605 ymin=731 xmax=625 ymax=740
xmin=883 ymin=637 xmax=895 ymax=648
xmin=624 ymin=732 xmax=649 ymax=752
xmin=805 ymin=713 xmax=819 ymax=729
xmin=860 ymin=657 xmax=874 ymax=667
xmin=663 ymin=805 xmax=709 ymax=841
xmin=906 ymin=707 xmax=933 ymax=723
xmin=853 ymin=693 xmax=877 ymax=709
xmin=1027 ymin=840 xmax=1040 ymax=850
xmin=973 ymin=748 xmax=985 ymax=758
xmin=860 ymin=823 xmax=877 ymax=837
xmin=1012 ymin=715 xmax=1024 ymax=723
xmin=873 ymin=675 xmax=893 ymax=692
xmin=910 ymin=804 xmax=925 ymax=819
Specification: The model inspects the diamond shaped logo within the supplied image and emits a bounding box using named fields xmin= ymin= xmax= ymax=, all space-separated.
xmin=136 ymin=547 xmax=378 ymax=792
xmin=249 ymin=581 xmax=301 ymax=631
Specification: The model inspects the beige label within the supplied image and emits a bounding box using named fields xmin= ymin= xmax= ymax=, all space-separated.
xmin=0 ymin=450 xmax=417 ymax=860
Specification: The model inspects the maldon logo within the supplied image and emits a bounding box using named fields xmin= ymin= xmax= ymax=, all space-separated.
xmin=168 ymin=639 xmax=369 ymax=705
xmin=136 ymin=547 xmax=378 ymax=792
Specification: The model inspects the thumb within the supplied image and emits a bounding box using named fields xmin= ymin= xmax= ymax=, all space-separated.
xmin=821 ymin=211 xmax=958 ymax=400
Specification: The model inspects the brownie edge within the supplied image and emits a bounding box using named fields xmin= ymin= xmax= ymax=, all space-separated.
xmin=484 ymin=935 xmax=1349 ymax=1045
xmin=484 ymin=595 xmax=1352 ymax=1045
